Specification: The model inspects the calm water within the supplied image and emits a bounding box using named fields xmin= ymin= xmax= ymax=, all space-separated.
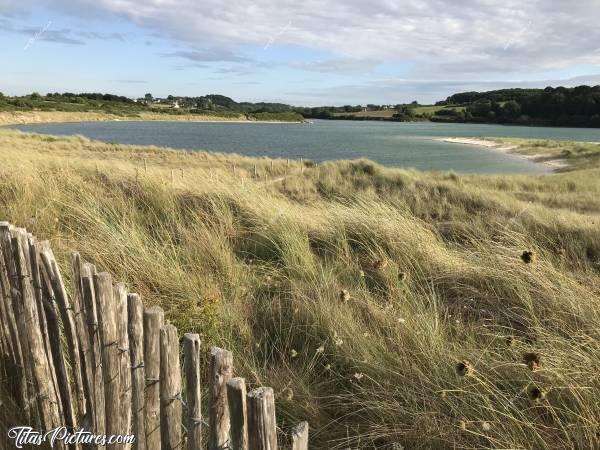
xmin=12 ymin=120 xmax=600 ymax=174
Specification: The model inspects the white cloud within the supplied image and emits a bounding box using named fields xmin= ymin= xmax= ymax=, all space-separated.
xmin=35 ymin=0 xmax=599 ymax=76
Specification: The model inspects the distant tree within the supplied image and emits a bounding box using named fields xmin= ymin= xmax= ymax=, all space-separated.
xmin=144 ymin=93 xmax=153 ymax=103
xmin=30 ymin=92 xmax=41 ymax=100
xmin=502 ymin=100 xmax=521 ymax=119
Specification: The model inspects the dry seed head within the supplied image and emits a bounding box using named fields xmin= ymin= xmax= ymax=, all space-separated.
xmin=521 ymin=250 xmax=535 ymax=264
xmin=523 ymin=352 xmax=541 ymax=371
xmin=373 ymin=257 xmax=388 ymax=270
xmin=527 ymin=384 xmax=547 ymax=403
xmin=290 ymin=349 xmax=298 ymax=358
xmin=455 ymin=360 xmax=473 ymax=377
xmin=281 ymin=387 xmax=294 ymax=401
xmin=353 ymin=372 xmax=364 ymax=381
xmin=340 ymin=289 xmax=351 ymax=303
xmin=398 ymin=271 xmax=407 ymax=282
xmin=316 ymin=345 xmax=325 ymax=354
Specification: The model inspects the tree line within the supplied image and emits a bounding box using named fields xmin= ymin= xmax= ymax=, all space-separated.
xmin=433 ymin=86 xmax=600 ymax=127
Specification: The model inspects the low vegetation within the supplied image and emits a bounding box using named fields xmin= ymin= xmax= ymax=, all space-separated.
xmin=1 ymin=129 xmax=599 ymax=449
xmin=433 ymin=86 xmax=600 ymax=127
xmin=0 ymin=92 xmax=304 ymax=123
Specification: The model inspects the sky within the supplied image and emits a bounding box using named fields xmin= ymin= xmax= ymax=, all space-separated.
xmin=1 ymin=0 xmax=600 ymax=106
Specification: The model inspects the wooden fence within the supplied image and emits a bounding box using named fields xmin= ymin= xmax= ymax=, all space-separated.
xmin=0 ymin=221 xmax=308 ymax=449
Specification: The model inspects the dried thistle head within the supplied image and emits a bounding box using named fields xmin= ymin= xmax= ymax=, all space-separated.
xmin=527 ymin=384 xmax=547 ymax=403
xmin=458 ymin=419 xmax=468 ymax=431
xmin=455 ymin=360 xmax=473 ymax=377
xmin=523 ymin=352 xmax=541 ymax=371
xmin=373 ymin=257 xmax=388 ymax=270
xmin=340 ymin=289 xmax=351 ymax=303
xmin=521 ymin=251 xmax=535 ymax=264
xmin=281 ymin=387 xmax=294 ymax=401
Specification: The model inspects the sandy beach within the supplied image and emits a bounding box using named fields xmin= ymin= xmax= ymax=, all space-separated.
xmin=439 ymin=137 xmax=570 ymax=170
xmin=0 ymin=110 xmax=302 ymax=126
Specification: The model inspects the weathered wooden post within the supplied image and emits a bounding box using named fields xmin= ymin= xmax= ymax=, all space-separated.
xmin=227 ymin=377 xmax=248 ymax=450
xmin=183 ymin=334 xmax=202 ymax=450
xmin=35 ymin=242 xmax=74 ymax=431
xmin=247 ymin=387 xmax=278 ymax=450
xmin=41 ymin=248 xmax=84 ymax=423
xmin=254 ymin=164 xmax=258 ymax=178
xmin=144 ymin=306 xmax=164 ymax=450
xmin=160 ymin=324 xmax=183 ymax=450
xmin=71 ymin=253 xmax=95 ymax=423
xmin=144 ymin=158 xmax=148 ymax=172
xmin=0 ymin=223 xmax=29 ymax=416
xmin=82 ymin=263 xmax=106 ymax=436
xmin=291 ymin=422 xmax=309 ymax=450
xmin=12 ymin=229 xmax=62 ymax=431
xmin=128 ymin=293 xmax=146 ymax=450
xmin=95 ymin=272 xmax=121 ymax=446
xmin=115 ymin=283 xmax=131 ymax=436
xmin=209 ymin=347 xmax=233 ymax=450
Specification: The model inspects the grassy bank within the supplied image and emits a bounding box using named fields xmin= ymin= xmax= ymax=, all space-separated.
xmin=1 ymin=130 xmax=599 ymax=449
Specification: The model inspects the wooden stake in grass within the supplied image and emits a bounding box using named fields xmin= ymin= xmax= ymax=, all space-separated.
xmin=170 ymin=169 xmax=175 ymax=186
xmin=247 ymin=387 xmax=277 ymax=450
xmin=183 ymin=334 xmax=202 ymax=450
xmin=128 ymin=294 xmax=146 ymax=450
xmin=254 ymin=164 xmax=258 ymax=178
xmin=144 ymin=158 xmax=148 ymax=172
xmin=227 ymin=377 xmax=248 ymax=450
xmin=291 ymin=422 xmax=309 ymax=450
xmin=144 ymin=306 xmax=164 ymax=450
xmin=115 ymin=283 xmax=131 ymax=437
xmin=95 ymin=272 xmax=121 ymax=446
xmin=160 ymin=324 xmax=183 ymax=450
xmin=180 ymin=168 xmax=184 ymax=179
xmin=209 ymin=347 xmax=233 ymax=450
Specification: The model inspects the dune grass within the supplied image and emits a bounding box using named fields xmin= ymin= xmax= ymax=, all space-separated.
xmin=0 ymin=129 xmax=599 ymax=449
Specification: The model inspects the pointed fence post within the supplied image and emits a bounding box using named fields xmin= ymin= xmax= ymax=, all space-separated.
xmin=160 ymin=324 xmax=183 ymax=450
xmin=183 ymin=334 xmax=202 ymax=450
xmin=209 ymin=347 xmax=233 ymax=450
xmin=144 ymin=306 xmax=164 ymax=450
xmin=247 ymin=387 xmax=278 ymax=450
xmin=12 ymin=229 xmax=62 ymax=431
xmin=115 ymin=283 xmax=131 ymax=437
xmin=95 ymin=272 xmax=121 ymax=447
xmin=291 ymin=422 xmax=309 ymax=450
xmin=128 ymin=294 xmax=146 ymax=450
xmin=71 ymin=253 xmax=95 ymax=425
xmin=227 ymin=378 xmax=248 ymax=450
xmin=82 ymin=264 xmax=105 ymax=436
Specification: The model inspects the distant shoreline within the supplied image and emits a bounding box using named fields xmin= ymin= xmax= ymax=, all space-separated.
xmin=439 ymin=137 xmax=570 ymax=171
xmin=0 ymin=110 xmax=303 ymax=127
